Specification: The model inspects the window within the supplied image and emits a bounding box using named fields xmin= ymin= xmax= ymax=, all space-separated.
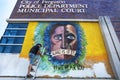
xmin=0 ymin=23 xmax=28 ymax=53
xmin=0 ymin=37 xmax=24 ymax=44
xmin=7 ymin=23 xmax=28 ymax=28
xmin=4 ymin=30 xmax=26 ymax=35
xmin=0 ymin=45 xmax=22 ymax=53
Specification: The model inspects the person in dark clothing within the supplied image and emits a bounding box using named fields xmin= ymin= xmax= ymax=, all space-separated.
xmin=27 ymin=43 xmax=42 ymax=77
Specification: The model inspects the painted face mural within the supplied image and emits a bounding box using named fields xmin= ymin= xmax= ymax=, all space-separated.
xmin=50 ymin=24 xmax=77 ymax=60
xmin=44 ymin=22 xmax=84 ymax=65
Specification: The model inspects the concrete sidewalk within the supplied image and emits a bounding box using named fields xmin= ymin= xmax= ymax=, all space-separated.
xmin=0 ymin=77 xmax=115 ymax=80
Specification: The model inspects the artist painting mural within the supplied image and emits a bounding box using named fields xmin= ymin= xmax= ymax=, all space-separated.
xmin=20 ymin=21 xmax=113 ymax=77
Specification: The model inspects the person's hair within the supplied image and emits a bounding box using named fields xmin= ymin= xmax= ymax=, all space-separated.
xmin=36 ymin=43 xmax=42 ymax=47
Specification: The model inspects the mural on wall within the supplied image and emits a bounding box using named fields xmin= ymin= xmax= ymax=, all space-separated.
xmin=35 ymin=22 xmax=86 ymax=71
xmin=20 ymin=21 xmax=114 ymax=78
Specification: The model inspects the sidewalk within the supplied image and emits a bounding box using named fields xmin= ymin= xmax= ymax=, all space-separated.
xmin=0 ymin=77 xmax=115 ymax=80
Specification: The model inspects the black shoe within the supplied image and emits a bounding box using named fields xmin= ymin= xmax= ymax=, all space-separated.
xmin=27 ymin=74 xmax=33 ymax=78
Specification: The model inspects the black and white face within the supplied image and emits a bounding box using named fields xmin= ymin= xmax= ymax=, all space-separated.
xmin=50 ymin=24 xmax=77 ymax=60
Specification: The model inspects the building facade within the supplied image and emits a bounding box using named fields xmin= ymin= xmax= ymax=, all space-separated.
xmin=0 ymin=0 xmax=120 ymax=79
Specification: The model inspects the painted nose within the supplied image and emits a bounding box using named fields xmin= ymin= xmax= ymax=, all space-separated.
xmin=61 ymin=34 xmax=67 ymax=49
xmin=61 ymin=34 xmax=74 ymax=49
xmin=61 ymin=37 xmax=71 ymax=49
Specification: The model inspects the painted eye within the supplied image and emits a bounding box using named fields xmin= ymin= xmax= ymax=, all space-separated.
xmin=67 ymin=35 xmax=75 ymax=40
xmin=54 ymin=35 xmax=62 ymax=40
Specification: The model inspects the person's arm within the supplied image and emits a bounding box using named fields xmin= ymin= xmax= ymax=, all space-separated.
xmin=37 ymin=50 xmax=43 ymax=57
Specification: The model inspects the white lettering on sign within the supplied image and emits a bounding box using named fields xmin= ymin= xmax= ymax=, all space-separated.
xmin=17 ymin=0 xmax=88 ymax=13
xmin=51 ymin=49 xmax=76 ymax=57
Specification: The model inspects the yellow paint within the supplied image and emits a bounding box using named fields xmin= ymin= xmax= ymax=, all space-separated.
xmin=19 ymin=22 xmax=39 ymax=58
xmin=80 ymin=22 xmax=106 ymax=54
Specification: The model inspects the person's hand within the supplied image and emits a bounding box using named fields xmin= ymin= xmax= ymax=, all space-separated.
xmin=40 ymin=53 xmax=43 ymax=57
